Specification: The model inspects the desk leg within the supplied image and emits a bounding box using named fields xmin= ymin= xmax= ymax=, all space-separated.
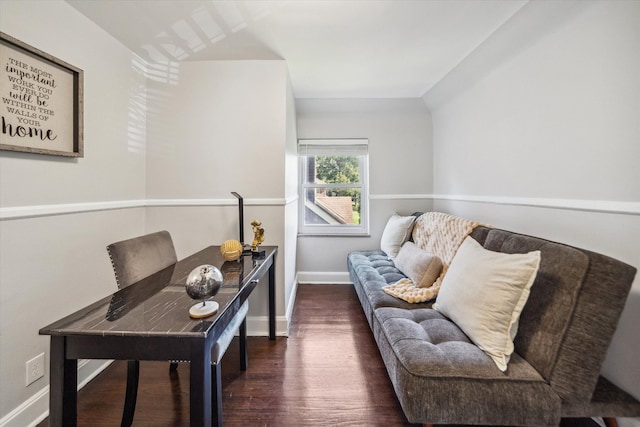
xmin=190 ymin=341 xmax=212 ymax=427
xmin=212 ymin=362 xmax=223 ymax=427
xmin=268 ymin=259 xmax=276 ymax=340
xmin=49 ymin=336 xmax=77 ymax=427
xmin=239 ymin=319 xmax=248 ymax=371
xmin=121 ymin=360 xmax=140 ymax=427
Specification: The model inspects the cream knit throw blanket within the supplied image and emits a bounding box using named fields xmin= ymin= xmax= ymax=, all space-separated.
xmin=383 ymin=212 xmax=480 ymax=303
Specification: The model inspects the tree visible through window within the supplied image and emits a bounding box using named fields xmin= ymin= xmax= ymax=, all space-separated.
xmin=298 ymin=139 xmax=369 ymax=235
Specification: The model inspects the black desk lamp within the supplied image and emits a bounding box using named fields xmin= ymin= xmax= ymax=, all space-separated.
xmin=231 ymin=192 xmax=253 ymax=256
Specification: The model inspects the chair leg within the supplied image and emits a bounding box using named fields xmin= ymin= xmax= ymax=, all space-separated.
xmin=212 ymin=362 xmax=223 ymax=427
xmin=121 ymin=360 xmax=139 ymax=427
xmin=603 ymin=418 xmax=619 ymax=427
xmin=169 ymin=362 xmax=179 ymax=372
xmin=239 ymin=318 xmax=248 ymax=371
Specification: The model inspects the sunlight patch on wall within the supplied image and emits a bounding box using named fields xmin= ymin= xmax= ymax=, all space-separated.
xmin=128 ymin=56 xmax=180 ymax=154
xmin=131 ymin=1 xmax=282 ymax=63
xmin=127 ymin=55 xmax=147 ymax=153
xmin=171 ymin=19 xmax=206 ymax=54
xmin=192 ymin=6 xmax=226 ymax=45
xmin=215 ymin=1 xmax=248 ymax=33
xmin=123 ymin=1 xmax=286 ymax=155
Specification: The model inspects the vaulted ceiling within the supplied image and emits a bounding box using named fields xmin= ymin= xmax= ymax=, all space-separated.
xmin=66 ymin=0 xmax=527 ymax=98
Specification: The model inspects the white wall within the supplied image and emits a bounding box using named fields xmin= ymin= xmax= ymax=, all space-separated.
xmin=423 ymin=2 xmax=640 ymax=424
xmin=283 ymin=75 xmax=299 ymax=324
xmin=1 ymin=5 xmax=298 ymax=423
xmin=4 ymin=0 xmax=637 ymax=425
xmin=145 ymin=60 xmax=288 ymax=202
xmin=295 ymin=98 xmax=433 ymax=278
xmin=0 ymin=0 xmax=147 ymax=424
xmin=144 ymin=60 xmax=296 ymax=334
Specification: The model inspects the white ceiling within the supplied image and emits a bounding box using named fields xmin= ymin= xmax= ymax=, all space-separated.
xmin=66 ymin=0 xmax=527 ymax=98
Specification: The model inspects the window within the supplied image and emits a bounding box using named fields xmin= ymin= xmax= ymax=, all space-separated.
xmin=298 ymin=139 xmax=369 ymax=235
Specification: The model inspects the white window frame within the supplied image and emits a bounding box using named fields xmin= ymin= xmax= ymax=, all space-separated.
xmin=298 ymin=138 xmax=369 ymax=236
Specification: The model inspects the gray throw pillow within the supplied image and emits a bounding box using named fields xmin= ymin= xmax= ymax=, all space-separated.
xmin=394 ymin=241 xmax=443 ymax=288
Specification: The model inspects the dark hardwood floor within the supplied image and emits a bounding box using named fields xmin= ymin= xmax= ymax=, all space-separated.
xmin=37 ymin=284 xmax=601 ymax=427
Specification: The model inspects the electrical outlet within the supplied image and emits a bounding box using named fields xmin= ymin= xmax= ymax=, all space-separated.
xmin=26 ymin=353 xmax=45 ymax=386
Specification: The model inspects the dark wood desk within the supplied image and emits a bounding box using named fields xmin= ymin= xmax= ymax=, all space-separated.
xmin=40 ymin=245 xmax=277 ymax=426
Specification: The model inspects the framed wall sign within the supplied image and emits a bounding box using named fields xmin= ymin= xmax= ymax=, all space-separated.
xmin=1 ymin=32 xmax=83 ymax=157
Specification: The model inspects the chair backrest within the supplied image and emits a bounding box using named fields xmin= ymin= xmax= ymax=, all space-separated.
xmin=107 ymin=230 xmax=177 ymax=289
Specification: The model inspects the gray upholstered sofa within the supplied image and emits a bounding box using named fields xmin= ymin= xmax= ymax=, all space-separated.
xmin=347 ymin=213 xmax=640 ymax=426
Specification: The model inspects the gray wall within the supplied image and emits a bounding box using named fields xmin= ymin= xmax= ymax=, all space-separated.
xmin=143 ymin=60 xmax=297 ymax=334
xmin=423 ymin=2 xmax=640 ymax=424
xmin=296 ymin=98 xmax=433 ymax=280
xmin=0 ymin=3 xmax=298 ymax=426
xmin=2 ymin=1 xmax=638 ymax=426
xmin=0 ymin=0 xmax=147 ymax=424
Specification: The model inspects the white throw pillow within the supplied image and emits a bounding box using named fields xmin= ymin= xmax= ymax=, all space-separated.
xmin=394 ymin=242 xmax=443 ymax=288
xmin=433 ymin=237 xmax=541 ymax=371
xmin=380 ymin=213 xmax=416 ymax=258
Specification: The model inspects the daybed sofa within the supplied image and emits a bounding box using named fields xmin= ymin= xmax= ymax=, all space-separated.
xmin=347 ymin=212 xmax=640 ymax=426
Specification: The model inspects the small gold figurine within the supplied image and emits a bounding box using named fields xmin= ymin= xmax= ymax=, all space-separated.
xmin=251 ymin=220 xmax=265 ymax=251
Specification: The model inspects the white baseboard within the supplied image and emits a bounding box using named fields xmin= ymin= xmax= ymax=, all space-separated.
xmin=285 ymin=277 xmax=299 ymax=336
xmin=246 ymin=315 xmax=291 ymax=337
xmin=296 ymin=271 xmax=351 ymax=284
xmin=0 ymin=359 xmax=112 ymax=427
xmin=617 ymin=417 xmax=640 ymax=427
xmin=0 ymin=386 xmax=48 ymax=427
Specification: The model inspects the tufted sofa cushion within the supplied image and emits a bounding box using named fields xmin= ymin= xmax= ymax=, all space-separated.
xmin=374 ymin=306 xmax=560 ymax=425
xmin=347 ymin=250 xmax=432 ymax=329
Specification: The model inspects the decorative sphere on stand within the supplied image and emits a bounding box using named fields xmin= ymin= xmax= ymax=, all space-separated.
xmin=185 ymin=264 xmax=223 ymax=318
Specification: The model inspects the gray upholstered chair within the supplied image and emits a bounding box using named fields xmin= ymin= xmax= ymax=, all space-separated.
xmin=107 ymin=230 xmax=248 ymax=427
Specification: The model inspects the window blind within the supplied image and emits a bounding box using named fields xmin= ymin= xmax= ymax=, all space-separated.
xmin=298 ymin=139 xmax=368 ymax=157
